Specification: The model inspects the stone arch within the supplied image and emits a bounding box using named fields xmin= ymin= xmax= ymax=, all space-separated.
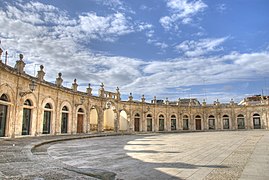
xmin=103 ymin=101 xmax=118 ymax=132
xmin=90 ymin=105 xmax=100 ymax=132
xmin=133 ymin=112 xmax=141 ymax=132
xmin=76 ymin=105 xmax=86 ymax=133
xmin=119 ymin=109 xmax=128 ymax=131
xmin=0 ymin=83 xmax=15 ymax=103
xmin=170 ymin=114 xmax=177 ymax=131
xmin=222 ymin=114 xmax=230 ymax=129
xmin=237 ymin=114 xmax=245 ymax=129
xmin=252 ymin=113 xmax=261 ymax=129
xmin=0 ymin=84 xmax=15 ymax=137
xmin=195 ymin=114 xmax=202 ymax=130
xmin=146 ymin=113 xmax=153 ymax=132
xmin=59 ymin=101 xmax=72 ymax=134
xmin=183 ymin=114 xmax=190 ymax=130
xmin=158 ymin=113 xmax=165 ymax=131
xmin=19 ymin=93 xmax=37 ymax=136
xmin=208 ymin=115 xmax=215 ymax=130
xmin=40 ymin=97 xmax=56 ymax=135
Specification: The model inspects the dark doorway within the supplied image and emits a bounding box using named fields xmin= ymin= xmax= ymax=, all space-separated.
xmin=195 ymin=117 xmax=201 ymax=130
xmin=22 ymin=108 xmax=31 ymax=135
xmin=0 ymin=104 xmax=8 ymax=137
xmin=253 ymin=114 xmax=261 ymax=129
xmin=147 ymin=114 xmax=152 ymax=131
xmin=43 ymin=111 xmax=51 ymax=134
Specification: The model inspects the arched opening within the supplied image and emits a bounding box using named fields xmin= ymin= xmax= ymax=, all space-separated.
xmin=103 ymin=102 xmax=116 ymax=131
xmin=183 ymin=115 xmax=189 ymax=130
xmin=90 ymin=107 xmax=98 ymax=131
xmin=171 ymin=115 xmax=176 ymax=130
xmin=77 ymin=108 xmax=84 ymax=133
xmin=119 ymin=110 xmax=128 ymax=131
xmin=195 ymin=115 xmax=202 ymax=130
xmin=61 ymin=106 xmax=69 ymax=133
xmin=223 ymin=115 xmax=229 ymax=129
xmin=134 ymin=113 xmax=140 ymax=132
xmin=22 ymin=99 xmax=32 ymax=135
xmin=0 ymin=94 xmax=9 ymax=137
xmin=253 ymin=113 xmax=261 ymax=129
xmin=43 ymin=103 xmax=52 ymax=134
xmin=159 ymin=114 xmax=165 ymax=131
xmin=208 ymin=115 xmax=215 ymax=130
xmin=237 ymin=114 xmax=245 ymax=129
xmin=146 ymin=114 xmax=153 ymax=132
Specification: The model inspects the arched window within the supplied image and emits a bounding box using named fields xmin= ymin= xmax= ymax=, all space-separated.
xmin=45 ymin=103 xmax=52 ymax=109
xmin=183 ymin=115 xmax=189 ymax=130
xmin=159 ymin=114 xmax=165 ymax=131
xmin=195 ymin=115 xmax=202 ymax=130
xmin=237 ymin=114 xmax=245 ymax=129
xmin=253 ymin=113 xmax=261 ymax=129
xmin=0 ymin=94 xmax=9 ymax=101
xmin=24 ymin=99 xmax=32 ymax=106
xmin=43 ymin=103 xmax=52 ymax=134
xmin=61 ymin=106 xmax=69 ymax=134
xmin=22 ymin=99 xmax=33 ymax=135
xmin=147 ymin=114 xmax=153 ymax=131
xmin=78 ymin=108 xmax=84 ymax=113
xmin=208 ymin=115 xmax=215 ymax=130
xmin=62 ymin=106 xmax=68 ymax=111
xmin=223 ymin=115 xmax=229 ymax=129
xmin=171 ymin=115 xmax=176 ymax=130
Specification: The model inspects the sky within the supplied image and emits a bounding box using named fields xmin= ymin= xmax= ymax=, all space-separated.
xmin=0 ymin=0 xmax=269 ymax=103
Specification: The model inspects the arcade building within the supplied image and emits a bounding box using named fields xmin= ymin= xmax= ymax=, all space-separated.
xmin=0 ymin=49 xmax=268 ymax=138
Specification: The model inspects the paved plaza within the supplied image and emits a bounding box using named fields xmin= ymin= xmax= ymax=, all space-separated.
xmin=0 ymin=131 xmax=269 ymax=179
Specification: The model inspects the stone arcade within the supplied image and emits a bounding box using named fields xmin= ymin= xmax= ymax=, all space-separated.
xmin=0 ymin=52 xmax=268 ymax=138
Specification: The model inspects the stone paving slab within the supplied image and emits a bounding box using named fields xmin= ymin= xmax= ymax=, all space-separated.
xmin=1 ymin=131 xmax=269 ymax=180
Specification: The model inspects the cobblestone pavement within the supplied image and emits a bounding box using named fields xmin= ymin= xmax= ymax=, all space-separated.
xmin=1 ymin=131 xmax=269 ymax=180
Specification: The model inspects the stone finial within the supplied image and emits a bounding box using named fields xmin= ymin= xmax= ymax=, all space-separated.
xmin=116 ymin=87 xmax=121 ymax=101
xmin=55 ymin=72 xmax=63 ymax=87
xmin=230 ymin=98 xmax=234 ymax=105
xmin=153 ymin=96 xmax=157 ymax=104
xmin=141 ymin=94 xmax=145 ymax=103
xmin=14 ymin=53 xmax=26 ymax=74
xmin=37 ymin=65 xmax=45 ymax=81
xmin=214 ymin=99 xmax=220 ymax=106
xmin=72 ymin=78 xmax=78 ymax=92
xmin=86 ymin=83 xmax=92 ymax=96
xmin=202 ymin=99 xmax=206 ymax=106
xmin=128 ymin=92 xmax=133 ymax=101
xmin=99 ymin=82 xmax=105 ymax=97
xmin=165 ymin=97 xmax=169 ymax=105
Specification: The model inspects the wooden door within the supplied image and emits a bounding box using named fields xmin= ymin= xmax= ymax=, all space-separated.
xmin=196 ymin=119 xmax=201 ymax=130
xmin=134 ymin=118 xmax=139 ymax=132
xmin=77 ymin=114 xmax=83 ymax=133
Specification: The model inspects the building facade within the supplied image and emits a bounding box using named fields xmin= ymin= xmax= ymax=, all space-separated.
xmin=0 ymin=54 xmax=268 ymax=138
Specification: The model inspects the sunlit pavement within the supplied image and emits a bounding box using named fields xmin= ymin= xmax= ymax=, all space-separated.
xmin=47 ymin=131 xmax=269 ymax=180
xmin=0 ymin=131 xmax=269 ymax=180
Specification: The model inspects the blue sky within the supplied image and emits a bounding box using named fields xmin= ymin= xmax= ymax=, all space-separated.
xmin=0 ymin=0 xmax=269 ymax=103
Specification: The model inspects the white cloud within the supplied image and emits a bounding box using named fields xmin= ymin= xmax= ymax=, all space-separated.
xmin=1 ymin=1 xmax=269 ymax=103
xmin=175 ymin=37 xmax=228 ymax=57
xmin=79 ymin=12 xmax=134 ymax=42
xmin=160 ymin=0 xmax=207 ymax=30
